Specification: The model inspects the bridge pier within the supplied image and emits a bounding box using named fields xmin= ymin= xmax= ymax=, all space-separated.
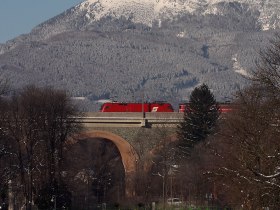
xmin=125 ymin=171 xmax=137 ymax=197
xmin=71 ymin=112 xmax=182 ymax=200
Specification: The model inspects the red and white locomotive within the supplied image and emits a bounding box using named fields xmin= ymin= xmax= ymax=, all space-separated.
xmin=99 ymin=101 xmax=174 ymax=112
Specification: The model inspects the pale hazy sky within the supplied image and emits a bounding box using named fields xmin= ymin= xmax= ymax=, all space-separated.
xmin=0 ymin=0 xmax=83 ymax=43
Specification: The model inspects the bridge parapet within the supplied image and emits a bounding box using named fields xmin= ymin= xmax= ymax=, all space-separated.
xmin=79 ymin=112 xmax=184 ymax=127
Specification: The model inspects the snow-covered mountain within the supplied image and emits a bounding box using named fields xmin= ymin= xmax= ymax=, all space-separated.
xmin=74 ymin=0 xmax=280 ymax=30
xmin=3 ymin=0 xmax=277 ymax=43
xmin=0 ymin=0 xmax=279 ymax=110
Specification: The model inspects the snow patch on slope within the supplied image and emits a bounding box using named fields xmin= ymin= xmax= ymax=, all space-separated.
xmin=232 ymin=54 xmax=249 ymax=77
xmin=177 ymin=31 xmax=187 ymax=38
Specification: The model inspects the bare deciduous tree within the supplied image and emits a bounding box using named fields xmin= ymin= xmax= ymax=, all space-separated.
xmin=203 ymin=86 xmax=280 ymax=209
xmin=1 ymin=85 xmax=82 ymax=210
xmin=0 ymin=75 xmax=9 ymax=96
xmin=196 ymin=34 xmax=280 ymax=210
xmin=254 ymin=33 xmax=280 ymax=97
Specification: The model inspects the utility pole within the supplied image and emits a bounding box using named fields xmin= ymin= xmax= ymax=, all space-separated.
xmin=155 ymin=172 xmax=165 ymax=210
xmin=142 ymin=89 xmax=145 ymax=119
xmin=8 ymin=180 xmax=14 ymax=210
xmin=51 ymin=195 xmax=56 ymax=210
xmin=141 ymin=89 xmax=146 ymax=127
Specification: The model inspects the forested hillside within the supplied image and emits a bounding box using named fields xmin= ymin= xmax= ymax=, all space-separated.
xmin=0 ymin=0 xmax=278 ymax=110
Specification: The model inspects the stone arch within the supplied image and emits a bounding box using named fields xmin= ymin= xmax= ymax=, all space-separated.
xmin=73 ymin=130 xmax=139 ymax=197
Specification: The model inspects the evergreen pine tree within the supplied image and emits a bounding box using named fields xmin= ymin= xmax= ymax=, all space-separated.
xmin=177 ymin=84 xmax=219 ymax=156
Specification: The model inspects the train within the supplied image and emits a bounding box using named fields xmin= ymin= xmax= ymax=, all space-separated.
xmin=178 ymin=103 xmax=233 ymax=113
xmin=99 ymin=101 xmax=174 ymax=112
xmin=99 ymin=101 xmax=233 ymax=113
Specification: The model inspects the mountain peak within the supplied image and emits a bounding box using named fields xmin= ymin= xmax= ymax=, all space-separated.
xmin=75 ymin=0 xmax=186 ymax=26
xmin=73 ymin=0 xmax=280 ymax=30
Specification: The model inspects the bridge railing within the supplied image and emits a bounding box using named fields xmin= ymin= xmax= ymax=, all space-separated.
xmin=77 ymin=112 xmax=184 ymax=127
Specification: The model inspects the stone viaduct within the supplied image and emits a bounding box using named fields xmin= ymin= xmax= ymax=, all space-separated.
xmin=73 ymin=112 xmax=183 ymax=197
